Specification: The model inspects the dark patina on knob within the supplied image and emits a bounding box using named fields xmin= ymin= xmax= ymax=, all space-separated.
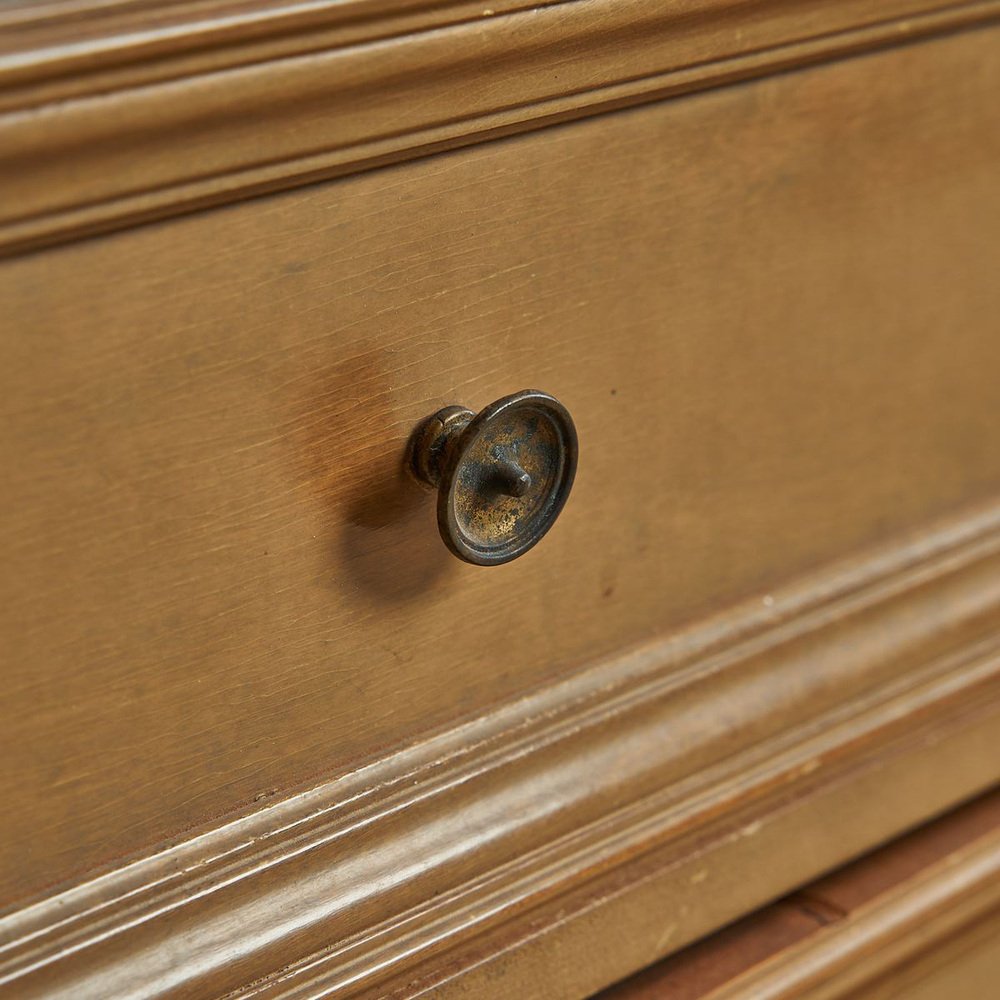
xmin=408 ymin=390 xmax=577 ymax=566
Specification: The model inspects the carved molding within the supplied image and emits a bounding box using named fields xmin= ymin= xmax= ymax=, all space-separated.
xmin=2 ymin=501 xmax=999 ymax=997
xmin=1 ymin=0 xmax=999 ymax=254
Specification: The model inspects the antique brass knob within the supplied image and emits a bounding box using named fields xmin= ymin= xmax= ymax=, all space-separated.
xmin=408 ymin=390 xmax=577 ymax=565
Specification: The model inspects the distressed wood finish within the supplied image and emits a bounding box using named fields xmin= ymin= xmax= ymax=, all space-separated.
xmin=599 ymin=791 xmax=1000 ymax=1000
xmin=1 ymin=4 xmax=1000 ymax=999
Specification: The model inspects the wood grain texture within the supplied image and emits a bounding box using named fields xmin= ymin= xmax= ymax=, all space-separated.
xmin=598 ymin=792 xmax=1000 ymax=1000
xmin=3 ymin=25 xmax=1000 ymax=916
xmin=2 ymin=0 xmax=1000 ymax=253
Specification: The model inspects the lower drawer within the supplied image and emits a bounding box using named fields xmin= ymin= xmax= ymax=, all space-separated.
xmin=600 ymin=790 xmax=1000 ymax=1000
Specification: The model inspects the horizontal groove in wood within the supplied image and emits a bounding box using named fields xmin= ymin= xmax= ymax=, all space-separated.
xmin=0 ymin=0 xmax=561 ymax=89
xmin=0 ymin=0 xmax=982 ymax=105
xmin=2 ymin=0 xmax=999 ymax=256
xmin=2 ymin=501 xmax=1000 ymax=998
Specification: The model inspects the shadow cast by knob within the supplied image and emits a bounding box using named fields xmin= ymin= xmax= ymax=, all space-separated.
xmin=278 ymin=344 xmax=459 ymax=607
xmin=338 ymin=462 xmax=455 ymax=607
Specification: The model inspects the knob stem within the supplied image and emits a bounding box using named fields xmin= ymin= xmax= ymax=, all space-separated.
xmin=409 ymin=405 xmax=473 ymax=489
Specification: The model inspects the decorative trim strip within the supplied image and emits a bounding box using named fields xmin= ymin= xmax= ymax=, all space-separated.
xmin=1 ymin=502 xmax=1000 ymax=998
xmin=0 ymin=0 xmax=562 ymax=108
xmin=1 ymin=0 xmax=999 ymax=255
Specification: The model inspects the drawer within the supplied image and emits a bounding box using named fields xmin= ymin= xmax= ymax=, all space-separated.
xmin=600 ymin=790 xmax=1000 ymax=1000
xmin=1 ymin=4 xmax=1000 ymax=998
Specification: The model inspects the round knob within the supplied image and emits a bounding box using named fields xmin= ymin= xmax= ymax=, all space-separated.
xmin=408 ymin=390 xmax=577 ymax=566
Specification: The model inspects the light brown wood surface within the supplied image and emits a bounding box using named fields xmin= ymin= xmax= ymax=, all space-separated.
xmin=1 ymin=7 xmax=999 ymax=999
xmin=2 ymin=22 xmax=1000 ymax=912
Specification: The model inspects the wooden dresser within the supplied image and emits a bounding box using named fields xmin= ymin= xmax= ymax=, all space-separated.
xmin=1 ymin=2 xmax=998 ymax=997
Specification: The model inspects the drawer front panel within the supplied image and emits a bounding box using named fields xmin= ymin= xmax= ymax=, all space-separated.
xmin=2 ymin=26 xmax=1000 ymax=904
